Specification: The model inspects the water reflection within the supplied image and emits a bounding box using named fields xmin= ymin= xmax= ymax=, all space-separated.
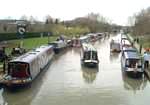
xmin=81 ymin=66 xmax=99 ymax=84
xmin=122 ymin=74 xmax=148 ymax=93
xmin=109 ymin=52 xmax=120 ymax=61
xmin=53 ymin=48 xmax=71 ymax=60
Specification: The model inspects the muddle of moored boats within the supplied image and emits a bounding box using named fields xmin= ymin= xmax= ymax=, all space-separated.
xmin=110 ymin=34 xmax=145 ymax=78
xmin=0 ymin=33 xmax=105 ymax=88
xmin=1 ymin=32 xmax=146 ymax=89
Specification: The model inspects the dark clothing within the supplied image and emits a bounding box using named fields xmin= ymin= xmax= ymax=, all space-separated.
xmin=137 ymin=38 xmax=139 ymax=43
xmin=144 ymin=61 xmax=149 ymax=69
xmin=139 ymin=44 xmax=142 ymax=54
xmin=0 ymin=49 xmax=6 ymax=62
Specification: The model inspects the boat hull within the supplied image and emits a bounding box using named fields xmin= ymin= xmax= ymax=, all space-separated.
xmin=82 ymin=61 xmax=98 ymax=68
xmin=110 ymin=49 xmax=121 ymax=53
xmin=124 ymin=70 xmax=144 ymax=78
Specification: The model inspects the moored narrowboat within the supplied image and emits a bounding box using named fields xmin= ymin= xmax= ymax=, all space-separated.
xmin=110 ymin=39 xmax=121 ymax=52
xmin=49 ymin=40 xmax=67 ymax=54
xmin=1 ymin=45 xmax=54 ymax=87
xmin=72 ymin=37 xmax=81 ymax=47
xmin=121 ymin=51 xmax=144 ymax=78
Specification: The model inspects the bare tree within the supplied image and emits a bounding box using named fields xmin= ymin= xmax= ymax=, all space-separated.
xmin=45 ymin=15 xmax=54 ymax=24
xmin=20 ymin=15 xmax=28 ymax=20
xmin=132 ymin=7 xmax=150 ymax=35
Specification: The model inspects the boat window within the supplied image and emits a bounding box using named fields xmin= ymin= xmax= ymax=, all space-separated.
xmin=126 ymin=59 xmax=138 ymax=68
xmin=75 ymin=39 xmax=79 ymax=44
xmin=84 ymin=52 xmax=90 ymax=60
xmin=92 ymin=51 xmax=98 ymax=60
xmin=8 ymin=62 xmax=30 ymax=78
xmin=126 ymin=60 xmax=129 ymax=67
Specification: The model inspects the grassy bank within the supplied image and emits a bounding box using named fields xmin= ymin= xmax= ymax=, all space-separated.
xmin=130 ymin=34 xmax=150 ymax=48
xmin=140 ymin=37 xmax=150 ymax=48
xmin=5 ymin=36 xmax=57 ymax=55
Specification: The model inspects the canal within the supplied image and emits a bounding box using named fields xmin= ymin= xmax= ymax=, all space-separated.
xmin=0 ymin=34 xmax=150 ymax=105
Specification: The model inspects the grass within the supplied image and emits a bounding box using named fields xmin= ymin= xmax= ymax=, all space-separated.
xmin=5 ymin=36 xmax=58 ymax=55
xmin=0 ymin=36 xmax=58 ymax=70
xmin=140 ymin=37 xmax=150 ymax=48
xmin=130 ymin=34 xmax=150 ymax=48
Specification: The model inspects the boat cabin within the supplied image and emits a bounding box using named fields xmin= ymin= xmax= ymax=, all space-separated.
xmin=122 ymin=51 xmax=143 ymax=78
xmin=3 ymin=45 xmax=54 ymax=86
xmin=122 ymin=47 xmax=137 ymax=56
xmin=49 ymin=40 xmax=67 ymax=54
xmin=79 ymin=36 xmax=90 ymax=44
xmin=81 ymin=43 xmax=99 ymax=67
xmin=110 ymin=39 xmax=121 ymax=52
xmin=72 ymin=37 xmax=81 ymax=47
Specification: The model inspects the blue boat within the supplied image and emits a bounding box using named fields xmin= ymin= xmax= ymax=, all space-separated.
xmin=121 ymin=50 xmax=144 ymax=78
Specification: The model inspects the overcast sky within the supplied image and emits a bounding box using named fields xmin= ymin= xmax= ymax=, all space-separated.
xmin=0 ymin=0 xmax=149 ymax=25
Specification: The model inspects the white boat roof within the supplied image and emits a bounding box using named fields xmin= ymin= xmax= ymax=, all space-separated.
xmin=82 ymin=43 xmax=97 ymax=52
xmin=96 ymin=33 xmax=104 ymax=35
xmin=80 ymin=36 xmax=89 ymax=40
xmin=124 ymin=51 xmax=140 ymax=59
xmin=87 ymin=33 xmax=96 ymax=36
xmin=122 ymin=47 xmax=137 ymax=52
xmin=121 ymin=35 xmax=127 ymax=39
xmin=111 ymin=39 xmax=120 ymax=44
xmin=121 ymin=39 xmax=131 ymax=45
xmin=9 ymin=45 xmax=53 ymax=64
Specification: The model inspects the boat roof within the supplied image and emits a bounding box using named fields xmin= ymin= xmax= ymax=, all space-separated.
xmin=111 ymin=39 xmax=120 ymax=44
xmin=82 ymin=43 xmax=97 ymax=52
xmin=121 ymin=39 xmax=131 ymax=45
xmin=96 ymin=33 xmax=104 ymax=35
xmin=122 ymin=47 xmax=137 ymax=52
xmin=9 ymin=45 xmax=53 ymax=64
xmin=80 ymin=35 xmax=89 ymax=40
xmin=121 ymin=35 xmax=127 ymax=39
xmin=124 ymin=51 xmax=140 ymax=59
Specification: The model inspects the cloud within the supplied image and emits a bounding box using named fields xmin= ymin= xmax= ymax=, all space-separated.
xmin=0 ymin=0 xmax=149 ymax=25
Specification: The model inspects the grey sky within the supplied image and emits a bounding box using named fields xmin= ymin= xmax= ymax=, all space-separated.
xmin=0 ymin=0 xmax=149 ymax=25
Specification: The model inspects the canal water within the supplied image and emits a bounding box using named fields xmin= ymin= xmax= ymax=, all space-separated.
xmin=0 ymin=34 xmax=150 ymax=105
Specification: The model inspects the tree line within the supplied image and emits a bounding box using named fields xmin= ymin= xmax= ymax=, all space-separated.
xmin=0 ymin=13 xmax=120 ymax=37
xmin=129 ymin=7 xmax=150 ymax=36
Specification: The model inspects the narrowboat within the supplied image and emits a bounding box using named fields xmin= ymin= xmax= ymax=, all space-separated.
xmin=121 ymin=39 xmax=132 ymax=49
xmin=49 ymin=40 xmax=67 ymax=54
xmin=96 ymin=33 xmax=105 ymax=39
xmin=1 ymin=45 xmax=54 ymax=86
xmin=122 ymin=47 xmax=137 ymax=56
xmin=72 ymin=37 xmax=81 ymax=47
xmin=79 ymin=35 xmax=90 ymax=44
xmin=121 ymin=51 xmax=144 ymax=78
xmin=110 ymin=39 xmax=121 ymax=52
xmin=80 ymin=43 xmax=99 ymax=67
xmin=87 ymin=33 xmax=98 ymax=42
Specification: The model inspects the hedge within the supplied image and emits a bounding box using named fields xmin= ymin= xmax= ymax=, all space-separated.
xmin=0 ymin=32 xmax=53 ymax=41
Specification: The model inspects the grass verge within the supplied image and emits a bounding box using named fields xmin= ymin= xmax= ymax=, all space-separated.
xmin=5 ymin=36 xmax=58 ymax=55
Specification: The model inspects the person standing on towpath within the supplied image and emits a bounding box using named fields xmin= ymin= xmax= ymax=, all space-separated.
xmin=143 ymin=51 xmax=150 ymax=69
